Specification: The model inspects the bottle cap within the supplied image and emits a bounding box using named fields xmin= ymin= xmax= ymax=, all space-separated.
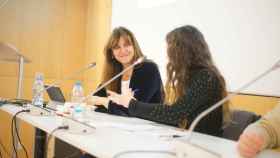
xmin=75 ymin=80 xmax=82 ymax=86
xmin=74 ymin=106 xmax=83 ymax=112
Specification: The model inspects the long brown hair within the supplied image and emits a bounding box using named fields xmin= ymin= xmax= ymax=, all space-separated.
xmin=165 ymin=25 xmax=231 ymax=123
xmin=102 ymin=27 xmax=144 ymax=92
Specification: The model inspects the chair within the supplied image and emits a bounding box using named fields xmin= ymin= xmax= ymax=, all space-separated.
xmin=222 ymin=110 xmax=261 ymax=141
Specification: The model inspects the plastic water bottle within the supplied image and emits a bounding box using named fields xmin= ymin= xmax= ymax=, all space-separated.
xmin=32 ymin=73 xmax=44 ymax=107
xmin=71 ymin=81 xmax=84 ymax=103
xmin=71 ymin=81 xmax=85 ymax=121
xmin=73 ymin=106 xmax=84 ymax=122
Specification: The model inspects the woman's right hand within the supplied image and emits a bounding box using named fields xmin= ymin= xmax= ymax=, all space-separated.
xmin=87 ymin=96 xmax=109 ymax=107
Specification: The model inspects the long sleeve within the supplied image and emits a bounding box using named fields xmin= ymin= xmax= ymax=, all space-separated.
xmin=244 ymin=104 xmax=280 ymax=149
xmin=130 ymin=61 xmax=163 ymax=103
xmin=128 ymin=69 xmax=223 ymax=136
xmin=107 ymin=61 xmax=163 ymax=116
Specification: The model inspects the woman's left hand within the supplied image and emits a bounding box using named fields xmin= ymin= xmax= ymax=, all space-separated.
xmin=107 ymin=88 xmax=134 ymax=108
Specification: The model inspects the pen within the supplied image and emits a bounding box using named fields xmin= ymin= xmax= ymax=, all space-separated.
xmin=159 ymin=134 xmax=183 ymax=139
xmin=133 ymin=89 xmax=140 ymax=93
xmin=171 ymin=134 xmax=182 ymax=138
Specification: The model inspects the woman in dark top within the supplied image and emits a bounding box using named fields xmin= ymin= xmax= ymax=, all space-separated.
xmin=87 ymin=26 xmax=164 ymax=116
xmin=108 ymin=25 xmax=231 ymax=137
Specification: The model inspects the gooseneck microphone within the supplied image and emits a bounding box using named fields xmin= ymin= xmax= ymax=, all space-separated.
xmin=83 ymin=57 xmax=145 ymax=101
xmin=186 ymin=59 xmax=280 ymax=141
xmin=61 ymin=57 xmax=145 ymax=135
xmin=168 ymin=59 xmax=280 ymax=158
xmin=8 ymin=62 xmax=97 ymax=158
xmin=42 ymin=62 xmax=96 ymax=94
xmin=29 ymin=62 xmax=96 ymax=115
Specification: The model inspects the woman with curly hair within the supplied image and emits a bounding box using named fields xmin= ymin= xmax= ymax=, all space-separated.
xmin=109 ymin=25 xmax=231 ymax=136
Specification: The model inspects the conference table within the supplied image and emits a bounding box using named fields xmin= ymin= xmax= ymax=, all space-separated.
xmin=0 ymin=103 xmax=279 ymax=158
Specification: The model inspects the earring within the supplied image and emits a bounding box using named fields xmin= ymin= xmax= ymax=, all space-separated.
xmin=111 ymin=55 xmax=117 ymax=64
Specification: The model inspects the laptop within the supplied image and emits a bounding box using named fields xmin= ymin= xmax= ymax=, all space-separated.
xmin=45 ymin=85 xmax=66 ymax=106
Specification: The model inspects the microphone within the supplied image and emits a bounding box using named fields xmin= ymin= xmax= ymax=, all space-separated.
xmin=43 ymin=62 xmax=96 ymax=94
xmin=172 ymin=59 xmax=280 ymax=158
xmin=187 ymin=59 xmax=280 ymax=140
xmin=61 ymin=57 xmax=145 ymax=135
xmin=6 ymin=62 xmax=97 ymax=158
xmin=25 ymin=62 xmax=97 ymax=135
xmin=28 ymin=62 xmax=96 ymax=116
xmin=83 ymin=56 xmax=145 ymax=101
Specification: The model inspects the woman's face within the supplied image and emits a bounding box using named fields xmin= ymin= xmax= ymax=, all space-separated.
xmin=112 ymin=36 xmax=135 ymax=67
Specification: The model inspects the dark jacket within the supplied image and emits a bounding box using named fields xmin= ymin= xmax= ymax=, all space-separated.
xmin=94 ymin=60 xmax=164 ymax=116
xmin=128 ymin=68 xmax=224 ymax=137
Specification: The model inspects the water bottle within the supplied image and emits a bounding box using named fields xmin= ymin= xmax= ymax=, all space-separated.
xmin=71 ymin=81 xmax=84 ymax=103
xmin=73 ymin=106 xmax=84 ymax=122
xmin=71 ymin=81 xmax=86 ymax=121
xmin=32 ymin=73 xmax=44 ymax=107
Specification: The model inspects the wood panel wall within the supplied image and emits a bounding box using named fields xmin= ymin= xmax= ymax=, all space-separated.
xmin=84 ymin=0 xmax=112 ymax=94
xmin=0 ymin=0 xmax=278 ymax=157
xmin=0 ymin=0 xmax=111 ymax=157
xmin=230 ymin=94 xmax=279 ymax=115
xmin=0 ymin=0 xmax=87 ymax=100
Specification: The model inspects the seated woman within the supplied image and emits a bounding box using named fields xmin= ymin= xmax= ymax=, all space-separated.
xmin=237 ymin=104 xmax=280 ymax=158
xmin=88 ymin=26 xmax=164 ymax=116
xmin=108 ymin=25 xmax=231 ymax=137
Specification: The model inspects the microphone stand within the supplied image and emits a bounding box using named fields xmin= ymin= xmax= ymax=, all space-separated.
xmin=26 ymin=62 xmax=97 ymax=135
xmin=62 ymin=57 xmax=145 ymax=135
xmin=6 ymin=62 xmax=97 ymax=158
xmin=83 ymin=57 xmax=145 ymax=101
xmin=43 ymin=62 xmax=96 ymax=95
xmin=173 ymin=59 xmax=280 ymax=158
xmin=187 ymin=59 xmax=280 ymax=141
xmin=28 ymin=62 xmax=96 ymax=116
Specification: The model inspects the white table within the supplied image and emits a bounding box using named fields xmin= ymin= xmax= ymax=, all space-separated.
xmin=1 ymin=104 xmax=279 ymax=158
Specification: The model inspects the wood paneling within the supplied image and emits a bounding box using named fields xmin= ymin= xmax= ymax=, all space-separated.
xmin=0 ymin=0 xmax=87 ymax=99
xmin=0 ymin=0 xmax=112 ymax=98
xmin=1 ymin=0 xmax=279 ymax=157
xmin=0 ymin=0 xmax=112 ymax=157
xmin=0 ymin=77 xmax=18 ymax=98
xmin=230 ymin=94 xmax=279 ymax=115
xmin=0 ymin=109 xmax=13 ymax=158
xmin=84 ymin=0 xmax=112 ymax=94
xmin=0 ymin=108 xmax=35 ymax=158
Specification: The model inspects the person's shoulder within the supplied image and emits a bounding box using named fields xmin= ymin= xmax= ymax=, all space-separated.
xmin=192 ymin=68 xmax=212 ymax=76
xmin=142 ymin=59 xmax=158 ymax=68
xmin=191 ymin=68 xmax=219 ymax=82
xmin=133 ymin=59 xmax=161 ymax=79
xmin=136 ymin=59 xmax=159 ymax=72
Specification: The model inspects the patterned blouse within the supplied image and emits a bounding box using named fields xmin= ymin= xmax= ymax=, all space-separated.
xmin=128 ymin=68 xmax=224 ymax=136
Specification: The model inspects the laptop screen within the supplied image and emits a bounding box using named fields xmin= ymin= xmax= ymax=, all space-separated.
xmin=45 ymin=85 xmax=66 ymax=103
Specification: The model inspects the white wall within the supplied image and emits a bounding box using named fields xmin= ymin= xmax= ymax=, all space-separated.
xmin=112 ymin=0 xmax=280 ymax=97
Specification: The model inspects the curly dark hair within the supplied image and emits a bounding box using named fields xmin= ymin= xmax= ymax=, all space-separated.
xmin=165 ymin=25 xmax=230 ymax=123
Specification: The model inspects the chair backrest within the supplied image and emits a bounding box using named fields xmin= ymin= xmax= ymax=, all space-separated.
xmin=222 ymin=110 xmax=261 ymax=141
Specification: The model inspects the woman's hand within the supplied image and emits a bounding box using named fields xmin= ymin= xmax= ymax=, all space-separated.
xmin=107 ymin=88 xmax=134 ymax=108
xmin=237 ymin=131 xmax=264 ymax=158
xmin=87 ymin=96 xmax=109 ymax=107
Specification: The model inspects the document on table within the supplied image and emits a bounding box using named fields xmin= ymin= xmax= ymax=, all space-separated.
xmin=88 ymin=120 xmax=189 ymax=139
xmin=89 ymin=120 xmax=158 ymax=131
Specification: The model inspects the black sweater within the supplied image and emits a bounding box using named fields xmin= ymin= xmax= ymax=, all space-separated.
xmin=128 ymin=69 xmax=224 ymax=137
xmin=95 ymin=60 xmax=164 ymax=116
